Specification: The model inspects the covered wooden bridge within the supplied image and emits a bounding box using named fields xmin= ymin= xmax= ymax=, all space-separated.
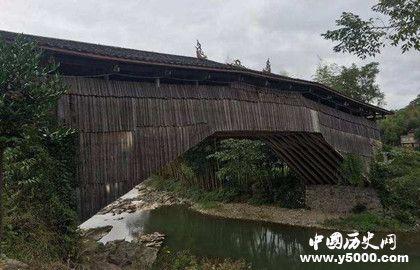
xmin=1 ymin=31 xmax=391 ymax=219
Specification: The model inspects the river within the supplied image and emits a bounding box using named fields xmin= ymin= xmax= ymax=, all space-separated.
xmin=112 ymin=205 xmax=420 ymax=270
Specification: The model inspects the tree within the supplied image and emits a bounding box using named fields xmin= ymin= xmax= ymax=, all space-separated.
xmin=313 ymin=62 xmax=385 ymax=106
xmin=379 ymin=94 xmax=420 ymax=146
xmin=0 ymin=36 xmax=65 ymax=242
xmin=322 ymin=0 xmax=420 ymax=58
xmin=207 ymin=139 xmax=269 ymax=191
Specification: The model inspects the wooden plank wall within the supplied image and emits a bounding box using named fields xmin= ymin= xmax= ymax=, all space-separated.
xmin=57 ymin=76 xmax=381 ymax=219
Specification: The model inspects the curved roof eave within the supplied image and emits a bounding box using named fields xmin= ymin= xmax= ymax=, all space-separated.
xmin=0 ymin=29 xmax=392 ymax=116
xmin=43 ymin=45 xmax=391 ymax=115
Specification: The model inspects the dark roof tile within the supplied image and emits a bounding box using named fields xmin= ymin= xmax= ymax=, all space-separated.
xmin=0 ymin=30 xmax=230 ymax=69
xmin=0 ymin=29 xmax=391 ymax=115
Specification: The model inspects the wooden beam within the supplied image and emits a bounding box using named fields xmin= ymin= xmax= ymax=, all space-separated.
xmin=265 ymin=138 xmax=316 ymax=185
xmin=273 ymin=136 xmax=327 ymax=184
xmin=287 ymin=134 xmax=339 ymax=184
xmin=269 ymin=136 xmax=323 ymax=184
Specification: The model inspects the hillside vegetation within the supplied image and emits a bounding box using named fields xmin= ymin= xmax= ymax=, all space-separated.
xmin=380 ymin=95 xmax=420 ymax=147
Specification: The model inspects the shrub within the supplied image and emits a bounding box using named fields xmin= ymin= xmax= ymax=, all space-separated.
xmin=370 ymin=148 xmax=420 ymax=225
xmin=153 ymin=248 xmax=249 ymax=270
xmin=207 ymin=139 xmax=269 ymax=192
xmin=325 ymin=212 xmax=405 ymax=232
xmin=173 ymin=250 xmax=198 ymax=270
xmin=379 ymin=95 xmax=420 ymax=146
xmin=339 ymin=154 xmax=365 ymax=186
xmin=0 ymin=34 xmax=80 ymax=266
xmin=153 ymin=138 xmax=306 ymax=209
xmin=272 ymin=173 xmax=305 ymax=208
xmin=2 ymin=126 xmax=80 ymax=265
xmin=351 ymin=203 xmax=367 ymax=214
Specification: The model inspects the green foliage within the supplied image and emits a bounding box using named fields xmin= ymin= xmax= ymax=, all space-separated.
xmin=323 ymin=12 xmax=386 ymax=58
xmin=0 ymin=35 xmax=80 ymax=266
xmin=153 ymin=247 xmax=249 ymax=270
xmin=274 ymin=174 xmax=305 ymax=208
xmin=0 ymin=35 xmax=65 ymax=147
xmin=339 ymin=154 xmax=365 ymax=186
xmin=207 ymin=139 xmax=304 ymax=207
xmin=325 ymin=147 xmax=419 ymax=232
xmin=198 ymin=200 xmax=220 ymax=210
xmin=379 ymin=95 xmax=420 ymax=146
xmin=150 ymin=174 xmax=239 ymax=207
xmin=164 ymin=159 xmax=197 ymax=188
xmin=371 ymin=147 xmax=420 ymax=182
xmin=415 ymin=128 xmax=420 ymax=142
xmin=249 ymin=172 xmax=305 ymax=208
xmin=207 ymin=139 xmax=269 ymax=191
xmin=351 ymin=203 xmax=367 ymax=214
xmin=2 ymin=126 xmax=80 ymax=265
xmin=184 ymin=139 xmax=217 ymax=177
xmin=153 ymin=138 xmax=305 ymax=209
xmin=172 ymin=250 xmax=198 ymax=270
xmin=325 ymin=212 xmax=406 ymax=232
xmin=322 ymin=0 xmax=420 ymax=58
xmin=370 ymin=148 xmax=420 ymax=225
xmin=313 ymin=62 xmax=384 ymax=105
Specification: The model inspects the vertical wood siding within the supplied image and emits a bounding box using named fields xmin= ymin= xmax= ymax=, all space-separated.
xmin=57 ymin=77 xmax=380 ymax=219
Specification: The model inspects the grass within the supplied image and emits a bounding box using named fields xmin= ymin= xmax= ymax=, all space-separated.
xmin=197 ymin=200 xmax=220 ymax=210
xmin=151 ymin=166 xmax=419 ymax=233
xmin=149 ymin=175 xmax=239 ymax=208
xmin=1 ymin=209 xmax=81 ymax=269
xmin=153 ymin=247 xmax=249 ymax=270
xmin=324 ymin=212 xmax=412 ymax=232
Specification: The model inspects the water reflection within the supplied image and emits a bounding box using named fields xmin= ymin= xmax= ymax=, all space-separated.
xmin=129 ymin=205 xmax=419 ymax=270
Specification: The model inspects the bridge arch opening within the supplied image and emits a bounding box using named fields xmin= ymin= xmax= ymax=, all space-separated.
xmin=209 ymin=131 xmax=343 ymax=185
xmin=133 ymin=131 xmax=345 ymax=212
xmin=82 ymin=131 xmax=345 ymax=221
xmin=58 ymin=77 xmax=379 ymax=220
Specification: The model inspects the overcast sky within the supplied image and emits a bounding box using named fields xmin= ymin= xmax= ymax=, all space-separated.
xmin=1 ymin=0 xmax=418 ymax=109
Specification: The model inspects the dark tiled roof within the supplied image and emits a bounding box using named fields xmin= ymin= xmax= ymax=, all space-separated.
xmin=0 ymin=29 xmax=391 ymax=115
xmin=0 ymin=30 xmax=233 ymax=70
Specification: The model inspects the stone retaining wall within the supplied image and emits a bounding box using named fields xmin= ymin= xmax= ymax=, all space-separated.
xmin=305 ymin=185 xmax=382 ymax=213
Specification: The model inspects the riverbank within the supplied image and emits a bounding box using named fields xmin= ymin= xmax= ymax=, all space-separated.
xmin=147 ymin=178 xmax=420 ymax=232
xmin=85 ymin=179 xmax=344 ymax=232
xmin=77 ymin=180 xmax=342 ymax=269
xmin=115 ymin=180 xmax=348 ymax=229
xmin=192 ymin=202 xmax=344 ymax=229
xmin=76 ymin=179 xmax=419 ymax=269
xmin=81 ymin=179 xmax=420 ymax=243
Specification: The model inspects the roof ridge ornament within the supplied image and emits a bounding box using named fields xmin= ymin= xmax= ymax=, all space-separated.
xmin=195 ymin=40 xmax=207 ymax=59
xmin=229 ymin=59 xmax=245 ymax=68
xmin=263 ymin=58 xmax=271 ymax=73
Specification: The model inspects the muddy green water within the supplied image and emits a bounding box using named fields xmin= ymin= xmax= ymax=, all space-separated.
xmin=129 ymin=205 xmax=419 ymax=270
